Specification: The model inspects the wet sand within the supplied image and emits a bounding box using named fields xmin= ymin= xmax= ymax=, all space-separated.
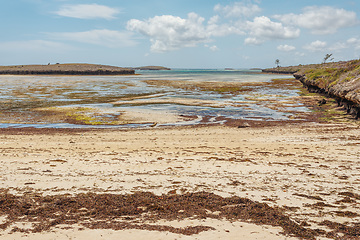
xmin=1 ymin=123 xmax=360 ymax=239
xmin=0 ymin=74 xmax=307 ymax=127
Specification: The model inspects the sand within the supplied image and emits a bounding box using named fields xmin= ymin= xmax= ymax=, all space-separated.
xmin=0 ymin=122 xmax=360 ymax=239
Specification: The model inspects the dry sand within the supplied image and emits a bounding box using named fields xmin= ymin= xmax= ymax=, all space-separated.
xmin=0 ymin=123 xmax=360 ymax=239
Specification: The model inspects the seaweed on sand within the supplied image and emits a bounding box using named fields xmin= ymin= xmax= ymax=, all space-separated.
xmin=0 ymin=190 xmax=320 ymax=239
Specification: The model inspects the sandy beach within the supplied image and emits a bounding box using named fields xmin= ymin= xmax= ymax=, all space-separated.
xmin=1 ymin=122 xmax=359 ymax=239
xmin=2 ymin=0 xmax=360 ymax=238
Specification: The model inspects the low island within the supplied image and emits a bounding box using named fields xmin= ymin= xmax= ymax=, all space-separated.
xmin=0 ymin=63 xmax=135 ymax=75
xmin=133 ymin=66 xmax=171 ymax=70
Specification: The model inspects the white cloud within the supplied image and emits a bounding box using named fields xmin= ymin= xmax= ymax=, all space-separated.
xmin=209 ymin=45 xmax=219 ymax=51
xmin=303 ymin=40 xmax=327 ymax=51
xmin=245 ymin=16 xmax=300 ymax=45
xmin=48 ymin=29 xmax=136 ymax=48
xmin=127 ymin=13 xmax=237 ymax=52
xmin=214 ymin=2 xmax=261 ymax=18
xmin=347 ymin=37 xmax=360 ymax=49
xmin=244 ymin=37 xmax=264 ymax=45
xmin=328 ymin=42 xmax=348 ymax=51
xmin=206 ymin=15 xmax=245 ymax=36
xmin=55 ymin=4 xmax=120 ymax=20
xmin=127 ymin=12 xmax=300 ymax=51
xmin=208 ymin=15 xmax=219 ymax=25
xmin=347 ymin=38 xmax=358 ymax=45
xmin=277 ymin=44 xmax=296 ymax=52
xmin=295 ymin=52 xmax=305 ymax=57
xmin=302 ymin=38 xmax=360 ymax=52
xmin=274 ymin=6 xmax=358 ymax=35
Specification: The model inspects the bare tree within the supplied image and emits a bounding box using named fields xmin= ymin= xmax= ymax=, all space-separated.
xmin=323 ymin=54 xmax=334 ymax=63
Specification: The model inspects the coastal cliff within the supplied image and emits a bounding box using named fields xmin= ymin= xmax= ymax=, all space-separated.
xmin=0 ymin=63 xmax=135 ymax=75
xmin=264 ymin=60 xmax=360 ymax=119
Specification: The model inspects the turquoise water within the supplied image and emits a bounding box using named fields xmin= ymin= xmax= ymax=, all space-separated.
xmin=0 ymin=69 xmax=308 ymax=128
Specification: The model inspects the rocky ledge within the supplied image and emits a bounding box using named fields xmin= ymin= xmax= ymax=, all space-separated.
xmin=0 ymin=63 xmax=135 ymax=75
xmin=265 ymin=60 xmax=360 ymax=119
xmin=133 ymin=66 xmax=171 ymax=70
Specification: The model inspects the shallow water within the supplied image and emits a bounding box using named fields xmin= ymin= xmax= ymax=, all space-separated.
xmin=0 ymin=69 xmax=308 ymax=128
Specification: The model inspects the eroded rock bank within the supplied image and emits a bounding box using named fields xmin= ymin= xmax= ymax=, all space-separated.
xmin=264 ymin=60 xmax=360 ymax=119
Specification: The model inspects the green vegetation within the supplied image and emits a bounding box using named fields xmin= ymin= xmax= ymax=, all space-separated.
xmin=301 ymin=60 xmax=360 ymax=89
xmin=263 ymin=59 xmax=360 ymax=76
xmin=304 ymin=68 xmax=342 ymax=88
xmin=66 ymin=113 xmax=103 ymax=125
xmin=318 ymin=104 xmax=348 ymax=123
xmin=201 ymin=86 xmax=253 ymax=93
xmin=65 ymin=108 xmax=128 ymax=126
xmin=65 ymin=108 xmax=103 ymax=125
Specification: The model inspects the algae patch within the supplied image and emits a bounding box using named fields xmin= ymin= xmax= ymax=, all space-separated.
xmin=35 ymin=107 xmax=124 ymax=125
xmin=143 ymin=78 xmax=300 ymax=94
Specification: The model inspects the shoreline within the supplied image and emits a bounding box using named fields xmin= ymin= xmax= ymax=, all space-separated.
xmin=1 ymin=122 xmax=359 ymax=239
xmin=1 ymin=62 xmax=360 ymax=239
xmin=263 ymin=60 xmax=360 ymax=120
xmin=0 ymin=74 xmax=321 ymax=128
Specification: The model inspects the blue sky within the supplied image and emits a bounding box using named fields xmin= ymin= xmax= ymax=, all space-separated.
xmin=1 ymin=0 xmax=360 ymax=68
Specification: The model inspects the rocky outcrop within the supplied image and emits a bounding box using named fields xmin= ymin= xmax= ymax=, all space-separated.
xmin=262 ymin=68 xmax=299 ymax=74
xmin=293 ymin=60 xmax=360 ymax=119
xmin=133 ymin=66 xmax=171 ymax=70
xmin=0 ymin=64 xmax=135 ymax=75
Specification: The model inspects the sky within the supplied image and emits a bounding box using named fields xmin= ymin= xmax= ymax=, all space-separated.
xmin=1 ymin=0 xmax=360 ymax=69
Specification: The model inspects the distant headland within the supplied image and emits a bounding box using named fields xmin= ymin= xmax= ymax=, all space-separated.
xmin=132 ymin=66 xmax=171 ymax=70
xmin=0 ymin=64 xmax=173 ymax=75
xmin=263 ymin=60 xmax=360 ymax=119
xmin=0 ymin=63 xmax=135 ymax=75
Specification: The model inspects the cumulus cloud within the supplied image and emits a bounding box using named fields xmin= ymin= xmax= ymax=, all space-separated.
xmin=55 ymin=4 xmax=120 ymax=20
xmin=328 ymin=42 xmax=348 ymax=52
xmin=303 ymin=40 xmax=327 ymax=51
xmin=245 ymin=16 xmax=300 ymax=45
xmin=206 ymin=15 xmax=245 ymax=36
xmin=274 ymin=6 xmax=358 ymax=35
xmin=127 ymin=12 xmax=300 ymax=51
xmin=347 ymin=37 xmax=360 ymax=49
xmin=48 ymin=29 xmax=136 ymax=48
xmin=277 ymin=44 xmax=296 ymax=52
xmin=244 ymin=37 xmax=263 ymax=45
xmin=207 ymin=45 xmax=219 ymax=51
xmin=295 ymin=52 xmax=305 ymax=57
xmin=127 ymin=13 xmax=208 ymax=52
xmin=302 ymin=38 xmax=360 ymax=52
xmin=129 ymin=3 xmax=360 ymax=52
xmin=127 ymin=13 xmax=240 ymax=52
xmin=214 ymin=2 xmax=261 ymax=18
